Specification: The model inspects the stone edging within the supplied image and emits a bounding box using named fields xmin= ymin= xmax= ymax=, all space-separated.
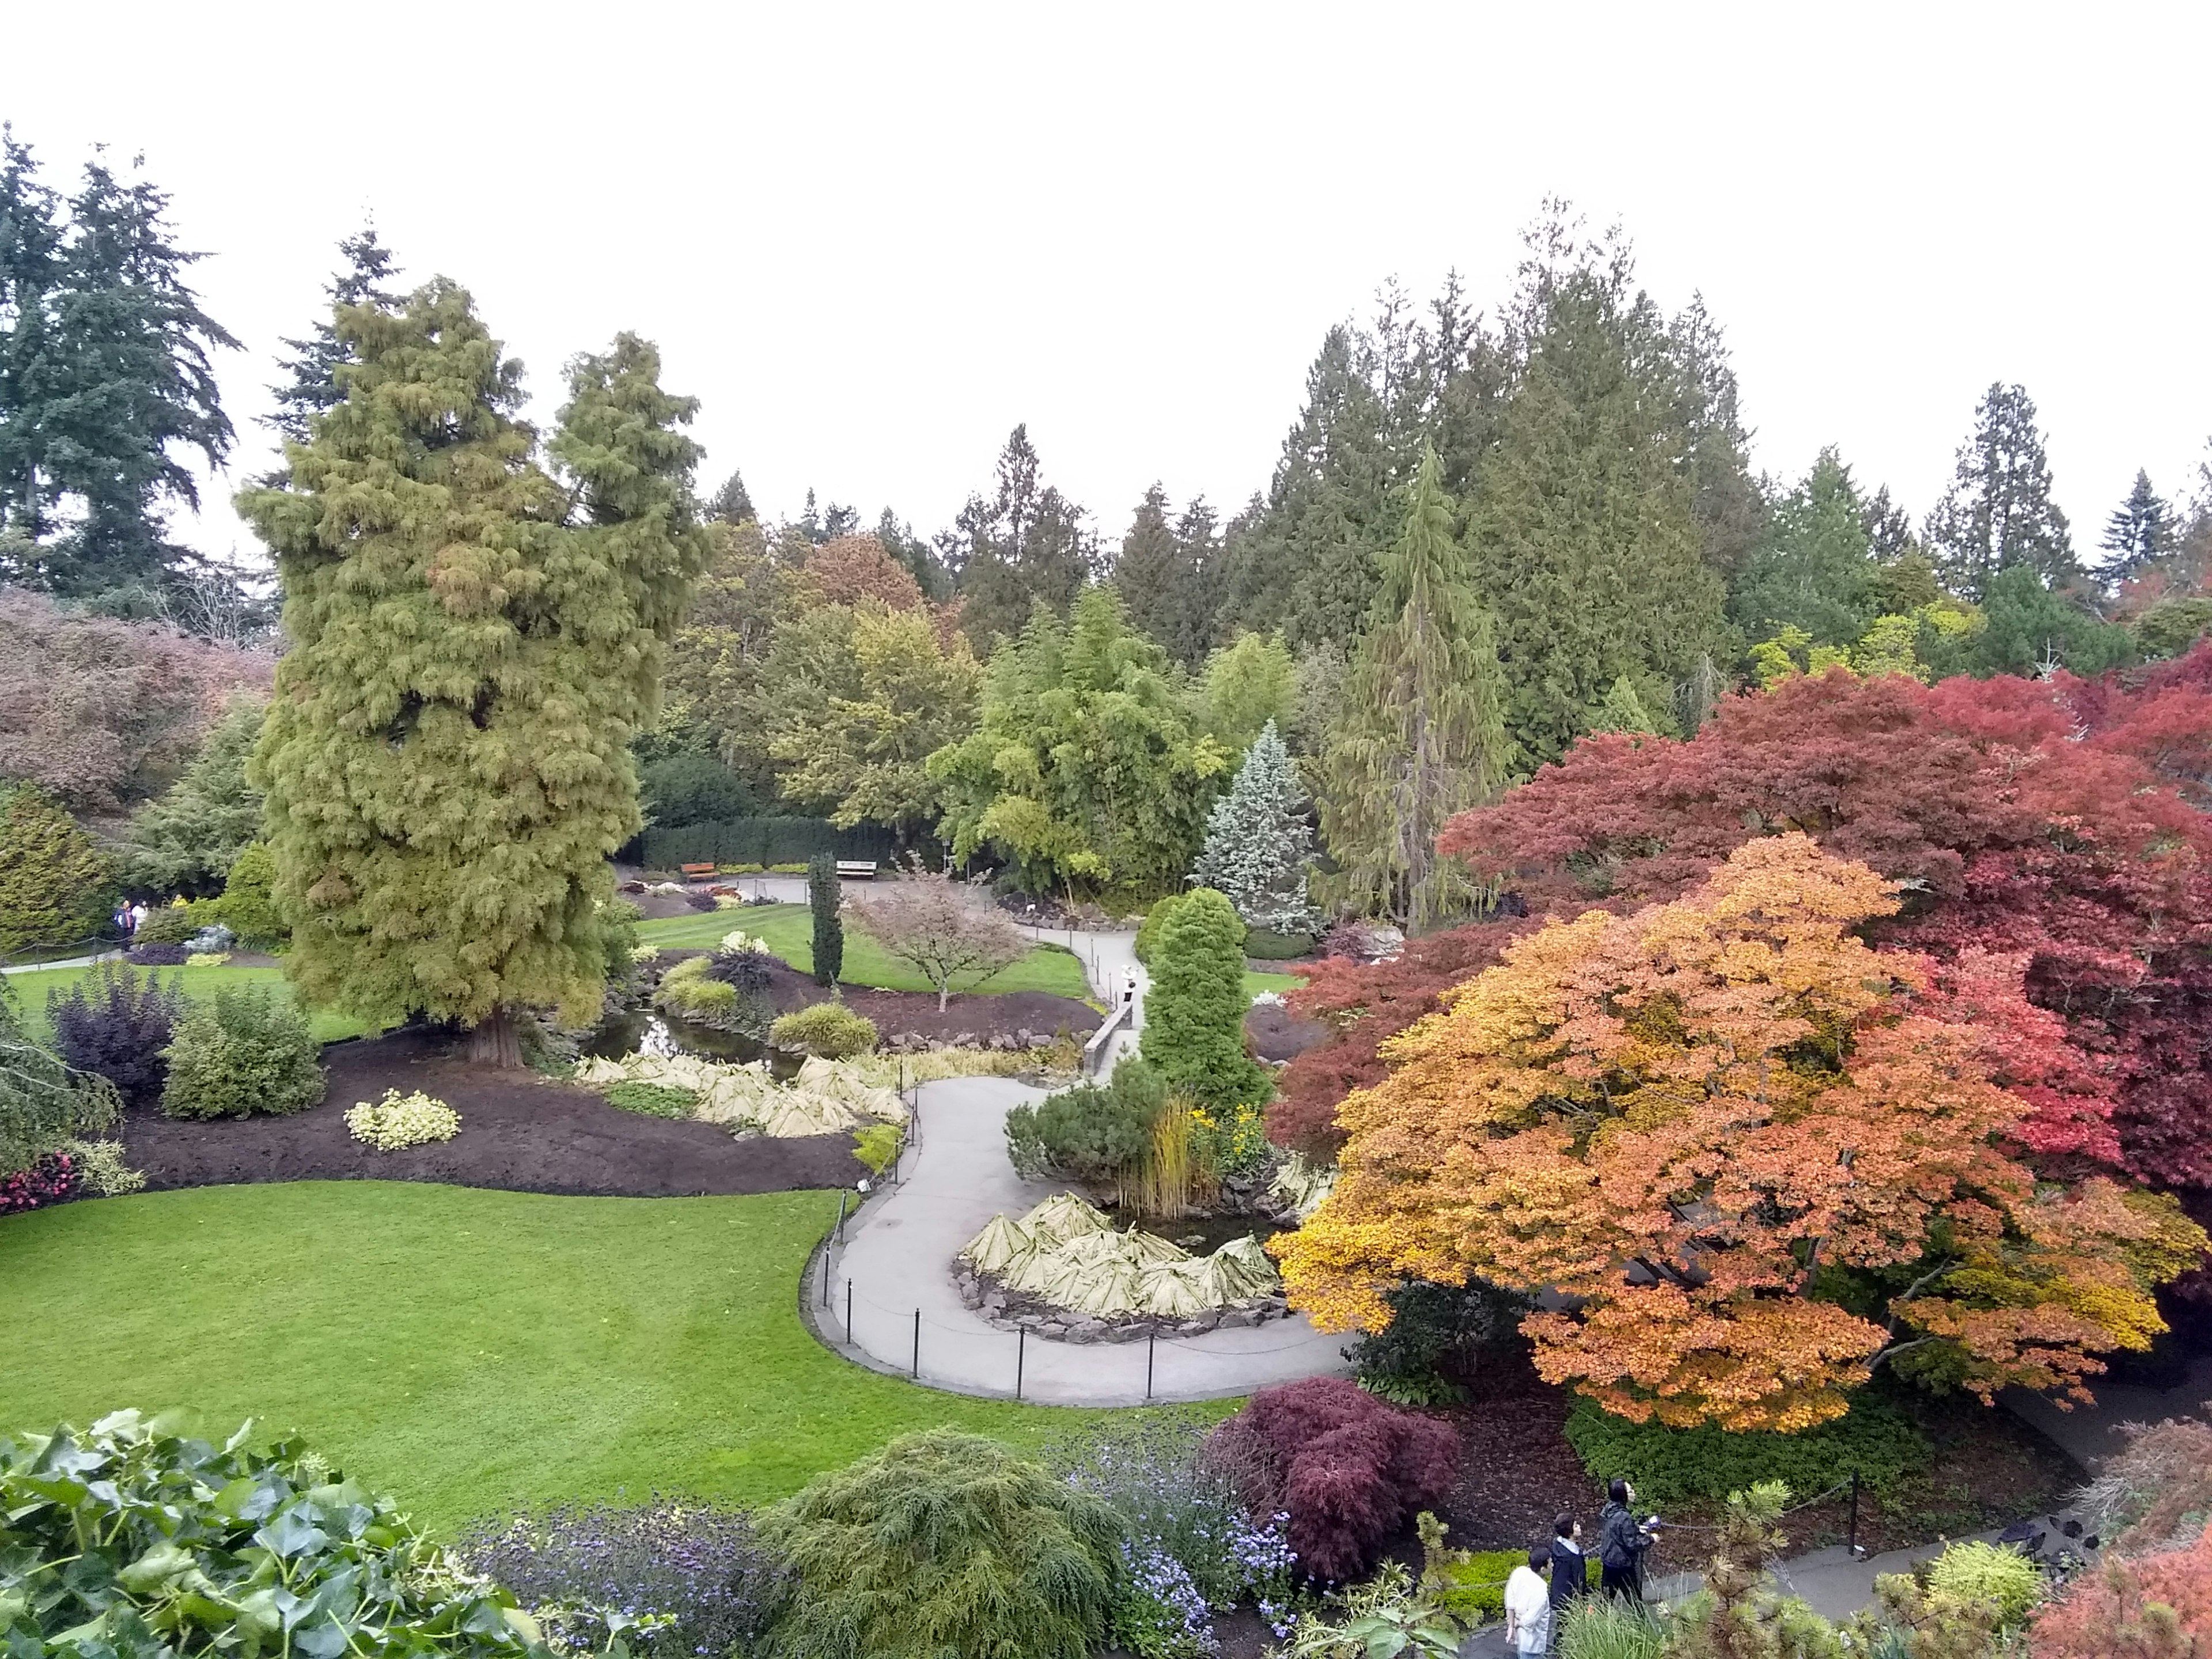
xmin=955 ymin=1264 xmax=1295 ymax=1344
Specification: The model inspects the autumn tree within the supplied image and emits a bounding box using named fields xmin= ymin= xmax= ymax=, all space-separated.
xmin=1274 ymin=836 xmax=2205 ymax=1432
xmin=241 ymin=285 xmax=705 ymax=1063
xmin=846 ymin=869 xmax=1027 ymax=1010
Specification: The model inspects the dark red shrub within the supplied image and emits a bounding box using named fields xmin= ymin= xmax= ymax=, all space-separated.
xmin=125 ymin=942 xmax=190 ymax=966
xmin=0 ymin=1151 xmax=78 ymax=1214
xmin=1203 ymin=1376 xmax=1457 ymax=1581
xmin=48 ymin=964 xmax=186 ymax=1111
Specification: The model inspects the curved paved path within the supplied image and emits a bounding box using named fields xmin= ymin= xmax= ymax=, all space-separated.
xmin=821 ymin=1073 xmax=1349 ymax=1404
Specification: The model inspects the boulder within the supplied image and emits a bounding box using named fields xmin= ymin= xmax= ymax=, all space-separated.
xmin=1175 ymin=1313 xmax=1219 ymax=1336
xmin=1066 ymin=1319 xmax=1108 ymax=1344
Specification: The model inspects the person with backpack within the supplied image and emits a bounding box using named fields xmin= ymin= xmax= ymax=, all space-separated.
xmin=1597 ymin=1478 xmax=1657 ymax=1601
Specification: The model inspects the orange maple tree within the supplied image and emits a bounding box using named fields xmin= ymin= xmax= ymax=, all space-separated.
xmin=1273 ymin=835 xmax=2206 ymax=1431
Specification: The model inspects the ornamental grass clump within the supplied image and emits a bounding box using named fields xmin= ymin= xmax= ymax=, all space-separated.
xmin=756 ymin=1428 xmax=1119 ymax=1659
xmin=768 ymin=1001 xmax=877 ymax=1060
xmin=456 ymin=1500 xmax=790 ymax=1659
xmin=346 ymin=1089 xmax=462 ymax=1150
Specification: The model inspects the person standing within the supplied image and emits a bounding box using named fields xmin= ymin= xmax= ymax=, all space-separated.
xmin=1503 ymin=1544 xmax=1553 ymax=1658
xmin=128 ymin=900 xmax=148 ymax=936
xmin=1597 ymin=1479 xmax=1656 ymax=1602
xmin=1550 ymin=1513 xmax=1589 ymax=1633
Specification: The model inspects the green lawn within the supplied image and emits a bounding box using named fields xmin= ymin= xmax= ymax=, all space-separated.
xmin=0 ymin=1182 xmax=1209 ymax=1534
xmin=1244 ymin=969 xmax=1307 ymax=1002
xmin=7 ymin=962 xmax=378 ymax=1044
xmin=638 ymin=903 xmax=1093 ymax=1000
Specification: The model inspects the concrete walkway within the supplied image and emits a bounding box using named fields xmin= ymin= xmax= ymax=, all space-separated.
xmin=2 ymin=950 xmax=117 ymax=975
xmin=1018 ymin=922 xmax=1145 ymax=1073
xmin=819 ymin=1071 xmax=1349 ymax=1405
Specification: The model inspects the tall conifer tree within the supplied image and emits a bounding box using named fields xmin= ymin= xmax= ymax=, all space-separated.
xmin=1192 ymin=720 xmax=1319 ymax=936
xmin=2097 ymin=469 xmax=2174 ymax=585
xmin=1317 ymin=446 xmax=1512 ymax=930
xmin=1925 ymin=382 xmax=2076 ymax=599
xmin=240 ymin=282 xmax=705 ymax=1063
xmin=264 ymin=226 xmax=401 ymax=450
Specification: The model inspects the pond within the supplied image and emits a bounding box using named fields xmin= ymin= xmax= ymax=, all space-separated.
xmin=1100 ymin=1206 xmax=1289 ymax=1257
xmin=582 ymin=1009 xmax=806 ymax=1080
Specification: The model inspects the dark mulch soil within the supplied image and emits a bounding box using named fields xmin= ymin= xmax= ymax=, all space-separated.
xmin=657 ymin=952 xmax=1100 ymax=1046
xmin=628 ymin=889 xmax=706 ymax=920
xmin=1246 ymin=1001 xmax=1329 ymax=1063
xmin=122 ymin=1025 xmax=865 ymax=1198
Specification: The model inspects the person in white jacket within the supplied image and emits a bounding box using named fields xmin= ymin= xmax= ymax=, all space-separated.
xmin=1503 ymin=1544 xmax=1553 ymax=1657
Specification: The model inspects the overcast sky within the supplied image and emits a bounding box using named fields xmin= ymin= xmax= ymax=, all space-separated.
xmin=11 ymin=2 xmax=2209 ymax=567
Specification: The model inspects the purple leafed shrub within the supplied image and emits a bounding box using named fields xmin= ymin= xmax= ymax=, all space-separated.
xmin=455 ymin=1501 xmax=789 ymax=1659
xmin=126 ymin=942 xmax=190 ymax=966
xmin=48 ymin=964 xmax=187 ymax=1111
xmin=1 ymin=1151 xmax=78 ymax=1214
xmin=1203 ymin=1376 xmax=1459 ymax=1582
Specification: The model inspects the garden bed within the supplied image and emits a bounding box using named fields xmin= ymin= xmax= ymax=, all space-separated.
xmin=120 ymin=1025 xmax=866 ymax=1198
xmin=1245 ymin=1000 xmax=1328 ymax=1063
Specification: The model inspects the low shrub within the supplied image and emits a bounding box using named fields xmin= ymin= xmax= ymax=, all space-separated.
xmin=126 ymin=941 xmax=190 ymax=965
xmin=1433 ymin=1546 xmax=1597 ymax=1623
xmin=186 ymin=950 xmax=230 ymax=967
xmin=47 ymin=962 xmax=186 ymax=1110
xmin=1347 ymin=1278 xmax=1528 ymax=1408
xmin=1205 ymin=1376 xmax=1459 ymax=1582
xmin=186 ymin=922 xmax=237 ymax=955
xmin=1276 ymin=1561 xmax=1462 ymax=1659
xmin=657 ymin=955 xmax=740 ymax=1018
xmin=160 ymin=984 xmax=324 ymax=1119
xmin=346 ymin=1089 xmax=461 ymax=1150
xmin=604 ymin=1081 xmax=699 ymax=1119
xmin=851 ymin=1122 xmax=902 ymax=1176
xmin=132 ymin=904 xmax=200 ymax=945
xmin=456 ymin=1500 xmax=790 ymax=1659
xmin=770 ymin=1001 xmax=877 ymax=1059
xmin=62 ymin=1137 xmax=145 ymax=1195
xmin=1005 ymin=1058 xmax=1166 ymax=1200
xmin=2 ymin=1411 xmax=547 ymax=1659
xmin=0 ymin=1148 xmax=78 ymax=1213
xmin=1925 ymin=1540 xmax=2043 ymax=1628
xmin=757 ymin=1428 xmax=1120 ymax=1659
xmin=1244 ymin=928 xmax=1317 ymax=961
xmin=1563 ymin=1390 xmax=1926 ymax=1511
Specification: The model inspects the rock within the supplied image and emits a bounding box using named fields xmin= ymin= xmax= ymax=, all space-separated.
xmin=1220 ymin=1306 xmax=1264 ymax=1328
xmin=1176 ymin=1313 xmax=1219 ymax=1336
xmin=952 ymin=1031 xmax=979 ymax=1048
xmin=981 ymin=1293 xmax=1007 ymax=1317
xmin=1037 ymin=1321 xmax=1069 ymax=1339
xmin=1066 ymin=1319 xmax=1108 ymax=1344
xmin=1027 ymin=1032 xmax=1053 ymax=1048
xmin=1104 ymin=1321 xmax=1147 ymax=1344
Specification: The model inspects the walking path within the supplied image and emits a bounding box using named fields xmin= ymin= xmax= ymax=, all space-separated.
xmin=2 ymin=950 xmax=116 ymax=975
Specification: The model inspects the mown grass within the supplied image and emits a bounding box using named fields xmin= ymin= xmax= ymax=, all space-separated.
xmin=637 ymin=903 xmax=1093 ymax=1000
xmin=7 ymin=962 xmax=378 ymax=1045
xmin=0 ymin=1182 xmax=1213 ymax=1533
xmin=1243 ymin=969 xmax=1308 ymax=1001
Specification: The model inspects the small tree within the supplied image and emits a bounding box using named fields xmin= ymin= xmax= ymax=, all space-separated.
xmin=807 ymin=853 xmax=844 ymax=987
xmin=1192 ymin=721 xmax=1320 ymax=937
xmin=0 ymin=785 xmax=110 ymax=957
xmin=1140 ymin=887 xmax=1268 ymax=1110
xmin=1 ymin=978 xmax=120 ymax=1184
xmin=846 ymin=869 xmax=1026 ymax=1010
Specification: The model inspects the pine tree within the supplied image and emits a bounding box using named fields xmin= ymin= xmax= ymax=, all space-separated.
xmin=264 ymin=226 xmax=400 ymax=450
xmin=706 ymin=468 xmax=754 ymax=523
xmin=950 ymin=426 xmax=1098 ymax=649
xmin=1192 ymin=721 xmax=1319 ymax=937
xmin=1925 ymin=382 xmax=2077 ymax=599
xmin=239 ymin=282 xmax=706 ymax=1065
xmin=2099 ymin=469 xmax=2175 ymax=584
xmin=808 ymin=853 xmax=844 ymax=987
xmin=1317 ymin=446 xmax=1514 ymax=930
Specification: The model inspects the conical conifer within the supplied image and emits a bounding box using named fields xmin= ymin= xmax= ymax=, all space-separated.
xmin=239 ymin=282 xmax=705 ymax=1063
xmin=1192 ymin=721 xmax=1318 ymax=936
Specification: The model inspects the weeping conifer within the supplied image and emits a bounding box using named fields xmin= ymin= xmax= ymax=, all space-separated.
xmin=240 ymin=282 xmax=705 ymax=1063
xmin=1317 ymin=445 xmax=1513 ymax=931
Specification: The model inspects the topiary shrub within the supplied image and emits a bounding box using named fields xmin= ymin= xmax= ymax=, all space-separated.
xmin=1204 ymin=1376 xmax=1459 ymax=1582
xmin=160 ymin=984 xmax=324 ymax=1119
xmin=1134 ymin=890 xmax=1197 ymax=967
xmin=2 ymin=1411 xmax=548 ymax=1659
xmin=757 ymin=1428 xmax=1120 ymax=1659
xmin=770 ymin=1001 xmax=878 ymax=1059
xmin=1140 ymin=887 xmax=1270 ymax=1111
xmin=215 ymin=839 xmax=287 ymax=948
xmin=47 ymin=963 xmax=187 ymax=1111
xmin=1563 ymin=1391 xmax=1926 ymax=1511
xmin=808 ymin=853 xmax=843 ymax=987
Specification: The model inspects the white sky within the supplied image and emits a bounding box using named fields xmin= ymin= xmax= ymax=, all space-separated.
xmin=10 ymin=2 xmax=2209 ymax=566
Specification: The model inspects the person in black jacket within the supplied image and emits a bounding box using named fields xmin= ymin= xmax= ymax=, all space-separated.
xmin=1548 ymin=1513 xmax=1589 ymax=1640
xmin=1596 ymin=1479 xmax=1656 ymax=1601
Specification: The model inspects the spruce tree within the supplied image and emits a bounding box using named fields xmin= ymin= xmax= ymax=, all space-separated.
xmin=706 ymin=467 xmax=754 ymax=523
xmin=264 ymin=226 xmax=400 ymax=450
xmin=808 ymin=853 xmax=844 ymax=987
xmin=239 ymin=282 xmax=705 ymax=1064
xmin=1728 ymin=448 xmax=1878 ymax=647
xmin=1925 ymin=382 xmax=2077 ymax=599
xmin=1192 ymin=721 xmax=1319 ymax=937
xmin=2098 ymin=469 xmax=2174 ymax=585
xmin=1317 ymin=446 xmax=1513 ymax=930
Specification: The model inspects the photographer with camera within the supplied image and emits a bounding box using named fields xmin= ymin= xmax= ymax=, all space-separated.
xmin=1596 ymin=1478 xmax=1659 ymax=1602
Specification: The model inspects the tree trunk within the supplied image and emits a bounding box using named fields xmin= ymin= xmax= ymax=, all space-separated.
xmin=469 ymin=1005 xmax=523 ymax=1069
xmin=938 ymin=979 xmax=951 ymax=1013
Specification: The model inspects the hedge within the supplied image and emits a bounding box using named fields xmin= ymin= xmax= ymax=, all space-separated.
xmin=638 ymin=817 xmax=901 ymax=871
xmin=1562 ymin=1391 xmax=1927 ymax=1510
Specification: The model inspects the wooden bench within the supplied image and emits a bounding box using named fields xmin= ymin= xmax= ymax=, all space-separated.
xmin=679 ymin=863 xmax=718 ymax=881
xmin=835 ymin=860 xmax=879 ymax=881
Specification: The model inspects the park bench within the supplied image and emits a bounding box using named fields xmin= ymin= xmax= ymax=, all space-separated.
xmin=679 ymin=862 xmax=717 ymax=881
xmin=835 ymin=859 xmax=879 ymax=880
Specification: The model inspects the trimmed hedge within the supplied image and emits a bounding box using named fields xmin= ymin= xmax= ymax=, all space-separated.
xmin=638 ymin=817 xmax=900 ymax=872
xmin=1563 ymin=1390 xmax=1927 ymax=1510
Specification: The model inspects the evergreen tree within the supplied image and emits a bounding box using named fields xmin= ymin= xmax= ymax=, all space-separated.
xmin=949 ymin=426 xmax=1098 ymax=649
xmin=1468 ymin=245 xmax=1728 ymax=763
xmin=1198 ymin=631 xmax=1297 ymax=755
xmin=706 ymin=467 xmax=754 ymax=523
xmin=1586 ymin=674 xmax=1663 ymax=735
xmin=808 ymin=853 xmax=844 ymax=987
xmin=1317 ymin=446 xmax=1513 ymax=930
xmin=1191 ymin=721 xmax=1319 ymax=937
xmin=239 ymin=282 xmax=706 ymax=1065
xmin=1963 ymin=565 xmax=2137 ymax=679
xmin=115 ymin=696 xmax=264 ymax=893
xmin=1728 ymin=448 xmax=1878 ymax=647
xmin=0 ymin=135 xmax=238 ymax=596
xmin=2098 ymin=469 xmax=2175 ymax=585
xmin=874 ymin=506 xmax=949 ymax=600
xmin=0 ymin=784 xmax=111 ymax=956
xmin=1925 ymin=382 xmax=2076 ymax=599
xmin=264 ymin=226 xmax=400 ymax=450
xmin=1112 ymin=484 xmax=1221 ymax=669
xmin=1668 ymin=293 xmax=1767 ymax=582
xmin=1138 ymin=886 xmax=1268 ymax=1111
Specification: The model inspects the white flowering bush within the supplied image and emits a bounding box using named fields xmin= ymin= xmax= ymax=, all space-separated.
xmin=1250 ymin=990 xmax=1286 ymax=1007
xmin=719 ymin=930 xmax=770 ymax=956
xmin=346 ymin=1089 xmax=461 ymax=1150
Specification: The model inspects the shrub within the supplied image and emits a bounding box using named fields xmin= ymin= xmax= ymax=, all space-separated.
xmin=639 ymin=749 xmax=759 ymax=829
xmin=1925 ymin=1540 xmax=2043 ymax=1630
xmin=2 ymin=976 xmax=120 ymax=1191
xmin=456 ymin=1499 xmax=789 ymax=1659
xmin=1006 ymin=1058 xmax=1166 ymax=1201
xmin=0 ymin=1149 xmax=79 ymax=1214
xmin=1204 ymin=1376 xmax=1459 ymax=1582
xmin=1277 ymin=1560 xmax=1462 ymax=1659
xmin=1 ymin=1411 xmax=544 ymax=1659
xmin=596 ymin=897 xmax=642 ymax=984
xmin=186 ymin=922 xmax=237 ymax=955
xmin=1349 ymin=1278 xmax=1527 ymax=1408
xmin=1433 ymin=1544 xmax=1597 ymax=1623
xmin=214 ymin=839 xmax=286 ymax=947
xmin=770 ymin=1001 xmax=877 ymax=1059
xmin=656 ymin=955 xmax=741 ymax=1021
xmin=2028 ymin=1524 xmax=2212 ymax=1658
xmin=1140 ymin=887 xmax=1270 ymax=1111
xmin=346 ymin=1089 xmax=462 ymax=1149
xmin=62 ymin=1137 xmax=145 ymax=1195
xmin=160 ymin=984 xmax=324 ymax=1119
xmin=126 ymin=940 xmax=190 ymax=965
xmin=1134 ymin=890 xmax=1198 ymax=966
xmin=808 ymin=853 xmax=843 ymax=987
xmin=46 ymin=963 xmax=186 ymax=1110
xmin=757 ymin=1428 xmax=1120 ymax=1659
xmin=0 ymin=784 xmax=111 ymax=956
xmin=1563 ymin=1391 xmax=1926 ymax=1511
xmin=852 ymin=1122 xmax=902 ymax=1176
xmin=604 ymin=1081 xmax=699 ymax=1119
xmin=1244 ymin=927 xmax=1317 ymax=961
xmin=133 ymin=903 xmax=201 ymax=945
